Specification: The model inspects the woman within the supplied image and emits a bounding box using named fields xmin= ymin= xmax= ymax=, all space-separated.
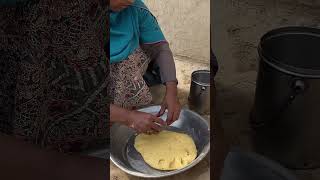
xmin=0 ymin=0 xmax=107 ymax=179
xmin=109 ymin=0 xmax=181 ymax=134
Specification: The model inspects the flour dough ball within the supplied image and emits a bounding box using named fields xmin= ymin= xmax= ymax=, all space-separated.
xmin=134 ymin=130 xmax=197 ymax=170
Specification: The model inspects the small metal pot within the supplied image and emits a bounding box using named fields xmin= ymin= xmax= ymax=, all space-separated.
xmin=188 ymin=70 xmax=211 ymax=115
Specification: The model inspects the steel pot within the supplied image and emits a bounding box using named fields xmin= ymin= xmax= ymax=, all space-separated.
xmin=188 ymin=70 xmax=210 ymax=115
xmin=251 ymin=26 xmax=320 ymax=169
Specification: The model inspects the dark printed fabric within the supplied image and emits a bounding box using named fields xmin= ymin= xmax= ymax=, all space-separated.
xmin=0 ymin=0 xmax=109 ymax=153
xmin=109 ymin=47 xmax=152 ymax=109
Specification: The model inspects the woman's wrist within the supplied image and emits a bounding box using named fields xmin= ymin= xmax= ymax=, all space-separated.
xmin=165 ymin=81 xmax=178 ymax=96
xmin=110 ymin=104 xmax=132 ymax=125
xmin=123 ymin=109 xmax=134 ymax=126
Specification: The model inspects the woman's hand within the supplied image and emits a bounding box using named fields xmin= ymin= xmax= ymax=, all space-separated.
xmin=157 ymin=81 xmax=181 ymax=125
xmin=110 ymin=104 xmax=166 ymax=134
xmin=110 ymin=0 xmax=134 ymax=11
xmin=126 ymin=110 xmax=166 ymax=134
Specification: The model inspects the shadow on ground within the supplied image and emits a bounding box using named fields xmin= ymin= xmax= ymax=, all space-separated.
xmin=215 ymin=79 xmax=255 ymax=152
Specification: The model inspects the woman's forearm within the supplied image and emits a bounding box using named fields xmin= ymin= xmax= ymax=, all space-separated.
xmin=165 ymin=81 xmax=178 ymax=96
xmin=110 ymin=104 xmax=130 ymax=124
xmin=155 ymin=43 xmax=177 ymax=84
xmin=141 ymin=42 xmax=177 ymax=84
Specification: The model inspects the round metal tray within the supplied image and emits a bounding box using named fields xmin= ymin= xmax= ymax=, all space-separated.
xmin=110 ymin=105 xmax=210 ymax=178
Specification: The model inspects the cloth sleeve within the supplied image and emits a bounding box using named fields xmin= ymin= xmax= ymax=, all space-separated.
xmin=141 ymin=42 xmax=177 ymax=84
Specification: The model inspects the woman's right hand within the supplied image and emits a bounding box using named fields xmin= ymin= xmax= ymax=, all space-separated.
xmin=110 ymin=104 xmax=166 ymax=134
xmin=126 ymin=110 xmax=166 ymax=134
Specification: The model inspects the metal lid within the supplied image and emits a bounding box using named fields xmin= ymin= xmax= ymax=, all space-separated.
xmin=259 ymin=26 xmax=320 ymax=78
xmin=191 ymin=70 xmax=211 ymax=87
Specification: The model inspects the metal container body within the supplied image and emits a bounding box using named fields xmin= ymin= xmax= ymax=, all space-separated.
xmin=110 ymin=106 xmax=210 ymax=178
xmin=188 ymin=70 xmax=211 ymax=115
xmin=251 ymin=27 xmax=320 ymax=169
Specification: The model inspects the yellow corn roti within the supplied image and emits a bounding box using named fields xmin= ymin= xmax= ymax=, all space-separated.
xmin=134 ymin=130 xmax=197 ymax=170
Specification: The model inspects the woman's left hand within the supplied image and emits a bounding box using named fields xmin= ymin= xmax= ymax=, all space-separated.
xmin=157 ymin=82 xmax=181 ymax=125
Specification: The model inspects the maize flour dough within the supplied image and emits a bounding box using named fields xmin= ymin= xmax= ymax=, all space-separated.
xmin=134 ymin=130 xmax=197 ymax=170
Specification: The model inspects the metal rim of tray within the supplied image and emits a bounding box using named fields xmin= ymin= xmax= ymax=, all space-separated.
xmin=110 ymin=106 xmax=211 ymax=178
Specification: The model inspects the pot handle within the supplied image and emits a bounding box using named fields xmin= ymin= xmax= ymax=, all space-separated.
xmin=198 ymin=86 xmax=206 ymax=96
xmin=253 ymin=79 xmax=307 ymax=128
xmin=292 ymin=79 xmax=306 ymax=94
xmin=274 ymin=79 xmax=306 ymax=122
xmin=188 ymin=86 xmax=207 ymax=101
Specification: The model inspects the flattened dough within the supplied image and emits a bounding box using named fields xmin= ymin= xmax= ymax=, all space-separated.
xmin=134 ymin=130 xmax=197 ymax=170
